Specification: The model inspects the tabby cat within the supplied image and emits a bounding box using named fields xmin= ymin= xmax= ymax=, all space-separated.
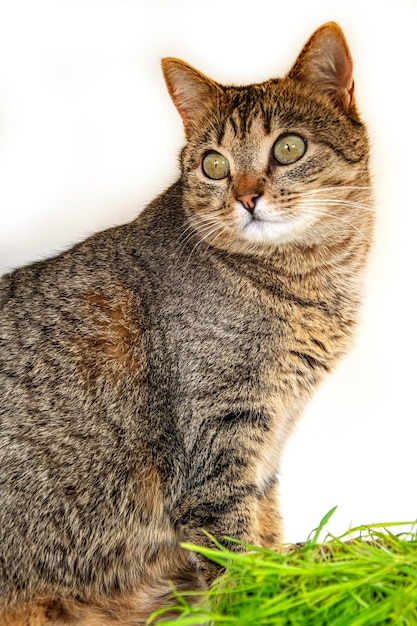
xmin=0 ymin=22 xmax=373 ymax=625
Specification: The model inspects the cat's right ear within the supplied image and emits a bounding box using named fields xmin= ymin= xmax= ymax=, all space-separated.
xmin=161 ymin=58 xmax=223 ymax=138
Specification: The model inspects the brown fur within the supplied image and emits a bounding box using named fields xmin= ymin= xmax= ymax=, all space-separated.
xmin=0 ymin=23 xmax=373 ymax=624
xmin=79 ymin=287 xmax=145 ymax=382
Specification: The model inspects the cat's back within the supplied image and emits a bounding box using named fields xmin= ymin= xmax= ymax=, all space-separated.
xmin=0 ymin=211 xmax=135 ymax=388
xmin=0 ymin=184 xmax=188 ymax=602
xmin=0 ymin=185 xmax=189 ymax=483
xmin=0 ymin=181 xmax=180 ymax=331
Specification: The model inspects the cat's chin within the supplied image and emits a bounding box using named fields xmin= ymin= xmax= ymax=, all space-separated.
xmin=241 ymin=219 xmax=303 ymax=246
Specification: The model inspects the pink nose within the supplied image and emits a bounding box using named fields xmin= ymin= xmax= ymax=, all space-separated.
xmin=237 ymin=192 xmax=261 ymax=212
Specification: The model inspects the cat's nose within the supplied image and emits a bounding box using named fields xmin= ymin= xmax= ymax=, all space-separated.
xmin=236 ymin=192 xmax=262 ymax=213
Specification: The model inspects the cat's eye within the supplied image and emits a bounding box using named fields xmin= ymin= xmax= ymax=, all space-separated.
xmin=273 ymin=134 xmax=306 ymax=165
xmin=202 ymin=151 xmax=230 ymax=180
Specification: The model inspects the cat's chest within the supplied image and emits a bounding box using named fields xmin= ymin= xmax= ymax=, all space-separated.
xmin=152 ymin=262 xmax=343 ymax=417
xmin=162 ymin=275 xmax=278 ymax=371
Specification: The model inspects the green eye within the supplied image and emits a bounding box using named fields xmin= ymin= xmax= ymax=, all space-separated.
xmin=273 ymin=134 xmax=306 ymax=165
xmin=202 ymin=151 xmax=230 ymax=180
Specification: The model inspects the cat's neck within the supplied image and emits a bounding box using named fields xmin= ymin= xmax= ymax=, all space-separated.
xmin=137 ymin=180 xmax=369 ymax=306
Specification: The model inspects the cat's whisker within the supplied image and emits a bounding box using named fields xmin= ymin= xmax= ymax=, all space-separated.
xmin=176 ymin=221 xmax=204 ymax=249
xmin=297 ymin=198 xmax=374 ymax=217
xmin=301 ymin=185 xmax=372 ymax=195
xmin=294 ymin=203 xmax=371 ymax=243
xmin=183 ymin=218 xmax=225 ymax=268
xmin=275 ymin=188 xmax=373 ymax=211
xmin=202 ymin=222 xmax=229 ymax=251
xmin=299 ymin=196 xmax=374 ymax=212
xmin=295 ymin=201 xmax=366 ymax=222
xmin=300 ymin=189 xmax=373 ymax=209
xmin=176 ymin=215 xmax=219 ymax=251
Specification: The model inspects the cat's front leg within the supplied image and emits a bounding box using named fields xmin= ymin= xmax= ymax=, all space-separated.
xmin=253 ymin=473 xmax=283 ymax=549
xmin=175 ymin=411 xmax=282 ymax=582
xmin=177 ymin=481 xmax=282 ymax=584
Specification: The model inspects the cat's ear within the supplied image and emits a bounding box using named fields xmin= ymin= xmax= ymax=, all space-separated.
xmin=287 ymin=22 xmax=355 ymax=110
xmin=162 ymin=58 xmax=223 ymax=138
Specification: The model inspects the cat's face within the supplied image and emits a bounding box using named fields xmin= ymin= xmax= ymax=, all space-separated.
xmin=163 ymin=23 xmax=372 ymax=256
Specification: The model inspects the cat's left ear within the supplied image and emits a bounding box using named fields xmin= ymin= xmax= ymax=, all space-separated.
xmin=162 ymin=58 xmax=224 ymax=138
xmin=287 ymin=22 xmax=355 ymax=111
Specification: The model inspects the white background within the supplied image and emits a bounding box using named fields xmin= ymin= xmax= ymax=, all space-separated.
xmin=1 ymin=0 xmax=416 ymax=543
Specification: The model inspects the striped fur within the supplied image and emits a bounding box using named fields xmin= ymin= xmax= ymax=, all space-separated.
xmin=0 ymin=23 xmax=373 ymax=624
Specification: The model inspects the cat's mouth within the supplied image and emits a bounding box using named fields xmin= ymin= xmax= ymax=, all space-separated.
xmin=248 ymin=214 xmax=276 ymax=224
xmin=236 ymin=201 xmax=308 ymax=246
xmin=240 ymin=216 xmax=293 ymax=245
xmin=244 ymin=216 xmax=293 ymax=238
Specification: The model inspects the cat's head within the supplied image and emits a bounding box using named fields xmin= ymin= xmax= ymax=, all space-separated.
xmin=162 ymin=22 xmax=372 ymax=256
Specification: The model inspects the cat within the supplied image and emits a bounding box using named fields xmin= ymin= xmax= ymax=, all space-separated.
xmin=0 ymin=21 xmax=373 ymax=626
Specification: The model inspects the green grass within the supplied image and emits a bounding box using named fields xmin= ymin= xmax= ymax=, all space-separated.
xmin=150 ymin=508 xmax=417 ymax=625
